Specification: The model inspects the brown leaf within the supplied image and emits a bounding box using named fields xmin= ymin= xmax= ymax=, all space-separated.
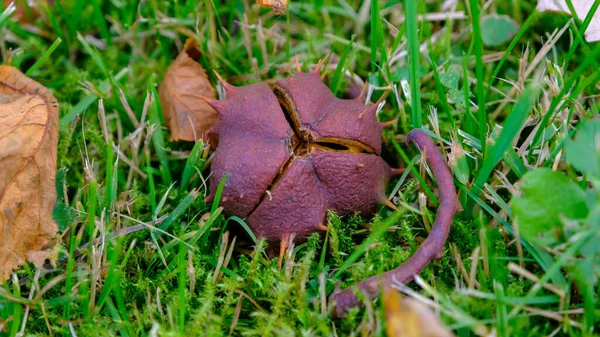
xmin=27 ymin=245 xmax=59 ymax=269
xmin=0 ymin=65 xmax=59 ymax=282
xmin=384 ymin=288 xmax=454 ymax=337
xmin=158 ymin=38 xmax=219 ymax=146
xmin=257 ymin=0 xmax=288 ymax=13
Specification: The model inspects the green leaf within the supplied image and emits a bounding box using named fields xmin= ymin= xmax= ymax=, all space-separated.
xmin=481 ymin=15 xmax=520 ymax=47
xmin=52 ymin=168 xmax=75 ymax=231
xmin=53 ymin=203 xmax=75 ymax=232
xmin=565 ymin=119 xmax=600 ymax=179
xmin=511 ymin=168 xmax=589 ymax=245
xmin=447 ymin=88 xmax=466 ymax=110
xmin=440 ymin=67 xmax=460 ymax=89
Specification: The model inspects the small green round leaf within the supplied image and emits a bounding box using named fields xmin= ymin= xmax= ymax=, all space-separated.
xmin=481 ymin=15 xmax=520 ymax=47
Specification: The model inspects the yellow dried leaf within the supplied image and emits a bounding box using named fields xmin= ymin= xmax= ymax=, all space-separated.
xmin=0 ymin=65 xmax=59 ymax=282
xmin=537 ymin=0 xmax=600 ymax=42
xmin=384 ymin=288 xmax=453 ymax=337
xmin=257 ymin=0 xmax=288 ymax=14
xmin=158 ymin=38 xmax=219 ymax=146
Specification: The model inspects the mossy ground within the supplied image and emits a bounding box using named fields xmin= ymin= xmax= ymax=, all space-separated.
xmin=1 ymin=0 xmax=599 ymax=336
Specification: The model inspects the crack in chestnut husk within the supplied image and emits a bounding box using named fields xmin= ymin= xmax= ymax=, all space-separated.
xmin=245 ymin=84 xmax=379 ymax=222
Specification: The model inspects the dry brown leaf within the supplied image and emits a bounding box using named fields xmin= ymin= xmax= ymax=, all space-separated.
xmin=537 ymin=0 xmax=600 ymax=42
xmin=158 ymin=38 xmax=219 ymax=146
xmin=27 ymin=245 xmax=59 ymax=269
xmin=0 ymin=65 xmax=59 ymax=282
xmin=257 ymin=0 xmax=288 ymax=14
xmin=384 ymin=288 xmax=454 ymax=337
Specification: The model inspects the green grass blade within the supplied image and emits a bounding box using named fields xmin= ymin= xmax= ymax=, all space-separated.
xmin=530 ymin=41 xmax=600 ymax=156
xmin=159 ymin=189 xmax=200 ymax=232
xmin=390 ymin=135 xmax=438 ymax=206
xmin=508 ymin=230 xmax=592 ymax=318
xmin=25 ymin=37 xmax=62 ymax=76
xmin=369 ymin=0 xmax=379 ymax=74
xmin=180 ymin=141 xmax=205 ymax=192
xmin=458 ymin=183 xmax=567 ymax=288
xmin=90 ymin=0 xmax=111 ymax=44
xmin=227 ymin=216 xmax=258 ymax=244
xmin=330 ymin=35 xmax=355 ymax=95
xmin=333 ymin=209 xmax=404 ymax=278
xmin=469 ymin=0 xmax=487 ymax=156
xmin=429 ymin=55 xmax=455 ymax=129
xmin=466 ymin=84 xmax=539 ymax=214
xmin=77 ymin=33 xmax=118 ymax=93
xmin=405 ymin=0 xmax=421 ymax=127
xmin=486 ymin=12 xmax=538 ymax=97
xmin=147 ymin=81 xmax=173 ymax=184
xmin=494 ymin=281 xmax=508 ymax=337
xmin=211 ymin=175 xmax=228 ymax=214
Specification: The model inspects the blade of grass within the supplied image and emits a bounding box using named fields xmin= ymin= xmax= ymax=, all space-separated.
xmin=227 ymin=216 xmax=258 ymax=244
xmin=486 ymin=12 xmax=538 ymax=97
xmin=90 ymin=0 xmax=112 ymax=45
xmin=390 ymin=135 xmax=438 ymax=206
xmin=147 ymin=78 xmax=173 ymax=184
xmin=158 ymin=189 xmax=200 ymax=232
xmin=458 ymin=183 xmax=567 ymax=288
xmin=468 ymin=0 xmax=487 ymax=156
xmin=155 ymin=184 xmax=176 ymax=221
xmin=62 ymin=223 xmax=78 ymax=325
xmin=508 ymin=230 xmax=592 ymax=318
xmin=180 ymin=141 xmax=205 ymax=193
xmin=105 ymin=298 xmax=130 ymax=337
xmin=77 ymin=33 xmax=118 ymax=93
xmin=9 ymin=275 xmax=22 ymax=337
xmin=529 ymin=40 xmax=600 ymax=159
xmin=286 ymin=11 xmax=291 ymax=61
xmin=404 ymin=0 xmax=421 ymax=127
xmin=429 ymin=55 xmax=455 ymax=129
xmin=43 ymin=3 xmax=69 ymax=53
xmin=25 ymin=37 xmax=62 ymax=76
xmin=96 ymin=239 xmax=136 ymax=312
xmin=330 ymin=35 xmax=355 ymax=95
xmin=333 ymin=209 xmax=404 ymax=278
xmin=465 ymin=84 xmax=540 ymax=214
xmin=146 ymin=149 xmax=158 ymax=212
xmin=494 ymin=281 xmax=508 ymax=337
xmin=563 ymin=0 xmax=600 ymax=67
xmin=211 ymin=175 xmax=228 ymax=214
xmin=370 ymin=0 xmax=379 ymax=74
xmin=177 ymin=241 xmax=187 ymax=333
xmin=462 ymin=53 xmax=477 ymax=137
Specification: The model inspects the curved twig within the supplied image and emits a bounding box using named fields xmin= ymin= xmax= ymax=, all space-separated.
xmin=332 ymin=128 xmax=458 ymax=316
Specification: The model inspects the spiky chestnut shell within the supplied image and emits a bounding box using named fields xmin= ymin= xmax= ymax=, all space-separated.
xmin=205 ymin=70 xmax=399 ymax=244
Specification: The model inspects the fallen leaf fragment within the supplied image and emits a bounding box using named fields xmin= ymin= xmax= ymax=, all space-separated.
xmin=537 ymin=0 xmax=600 ymax=42
xmin=384 ymin=288 xmax=453 ymax=337
xmin=158 ymin=38 xmax=219 ymax=146
xmin=0 ymin=65 xmax=59 ymax=281
xmin=257 ymin=0 xmax=288 ymax=14
xmin=27 ymin=245 xmax=59 ymax=269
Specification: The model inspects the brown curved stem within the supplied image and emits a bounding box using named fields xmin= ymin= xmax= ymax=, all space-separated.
xmin=332 ymin=128 xmax=458 ymax=317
